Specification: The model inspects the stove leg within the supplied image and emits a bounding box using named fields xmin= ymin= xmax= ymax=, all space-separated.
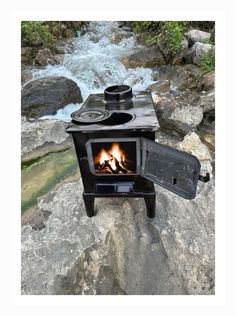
xmin=83 ymin=194 xmax=95 ymax=217
xmin=144 ymin=194 xmax=156 ymax=218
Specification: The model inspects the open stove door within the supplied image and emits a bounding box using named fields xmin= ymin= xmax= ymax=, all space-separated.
xmin=141 ymin=138 xmax=201 ymax=199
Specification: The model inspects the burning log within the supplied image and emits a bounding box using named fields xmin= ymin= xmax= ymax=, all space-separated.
xmin=94 ymin=143 xmax=134 ymax=174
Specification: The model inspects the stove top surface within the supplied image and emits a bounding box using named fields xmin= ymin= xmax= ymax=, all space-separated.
xmin=66 ymin=91 xmax=159 ymax=133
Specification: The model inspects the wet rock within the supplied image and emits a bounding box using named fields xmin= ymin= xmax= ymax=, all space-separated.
xmin=184 ymin=42 xmax=215 ymax=66
xmin=21 ymin=116 xmax=72 ymax=162
xmin=113 ymin=31 xmax=133 ymax=44
xmin=56 ymin=39 xmax=76 ymax=54
xmin=21 ymin=148 xmax=78 ymax=213
xmin=121 ymin=45 xmax=165 ymax=68
xmin=146 ymin=80 xmax=170 ymax=95
xmin=21 ymin=76 xmax=82 ymax=118
xmin=35 ymin=48 xmax=60 ymax=66
xmin=176 ymin=132 xmax=212 ymax=173
xmin=21 ymin=176 xmax=215 ymax=295
xmin=198 ymin=72 xmax=215 ymax=91
xmin=185 ymin=29 xmax=211 ymax=46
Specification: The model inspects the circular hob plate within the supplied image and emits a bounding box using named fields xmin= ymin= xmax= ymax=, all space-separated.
xmin=71 ymin=108 xmax=111 ymax=124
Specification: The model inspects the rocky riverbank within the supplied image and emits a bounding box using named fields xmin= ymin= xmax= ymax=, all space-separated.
xmin=21 ymin=21 xmax=215 ymax=295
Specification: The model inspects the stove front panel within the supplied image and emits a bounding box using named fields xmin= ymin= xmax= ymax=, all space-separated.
xmin=86 ymin=138 xmax=141 ymax=176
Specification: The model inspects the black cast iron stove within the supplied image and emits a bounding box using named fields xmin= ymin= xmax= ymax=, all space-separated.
xmin=66 ymin=85 xmax=209 ymax=218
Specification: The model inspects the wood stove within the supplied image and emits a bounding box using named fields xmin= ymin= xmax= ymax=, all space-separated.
xmin=66 ymin=85 xmax=209 ymax=218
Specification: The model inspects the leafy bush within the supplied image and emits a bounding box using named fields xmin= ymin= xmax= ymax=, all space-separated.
xmin=131 ymin=21 xmax=160 ymax=33
xmin=200 ymin=51 xmax=215 ymax=73
xmin=159 ymin=21 xmax=187 ymax=54
xmin=21 ymin=21 xmax=56 ymax=49
xmin=129 ymin=21 xmax=187 ymax=55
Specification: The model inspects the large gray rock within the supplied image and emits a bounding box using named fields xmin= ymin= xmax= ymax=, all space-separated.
xmin=153 ymin=94 xmax=203 ymax=134
xmin=21 ymin=174 xmax=215 ymax=295
xmin=185 ymin=29 xmax=211 ymax=46
xmin=176 ymin=132 xmax=213 ymax=173
xmin=197 ymin=89 xmax=215 ymax=113
xmin=153 ymin=64 xmax=203 ymax=91
xmin=184 ymin=42 xmax=215 ymax=66
xmin=121 ymin=45 xmax=165 ymax=68
xmin=35 ymin=48 xmax=61 ymax=66
xmin=21 ymin=116 xmax=72 ymax=162
xmin=21 ymin=76 xmax=83 ymax=118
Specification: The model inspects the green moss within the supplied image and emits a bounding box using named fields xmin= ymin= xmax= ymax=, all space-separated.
xmin=21 ymin=148 xmax=78 ymax=213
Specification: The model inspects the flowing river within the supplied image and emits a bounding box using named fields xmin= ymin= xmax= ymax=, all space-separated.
xmin=29 ymin=21 xmax=156 ymax=121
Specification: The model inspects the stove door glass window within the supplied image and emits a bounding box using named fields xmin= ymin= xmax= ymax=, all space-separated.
xmin=86 ymin=138 xmax=140 ymax=175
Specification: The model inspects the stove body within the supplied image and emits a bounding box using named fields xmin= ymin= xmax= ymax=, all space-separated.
xmin=66 ymin=85 xmax=207 ymax=218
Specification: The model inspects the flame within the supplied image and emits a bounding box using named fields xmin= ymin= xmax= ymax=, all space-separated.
xmin=98 ymin=143 xmax=126 ymax=166
xmin=93 ymin=142 xmax=134 ymax=174
xmin=99 ymin=148 xmax=110 ymax=165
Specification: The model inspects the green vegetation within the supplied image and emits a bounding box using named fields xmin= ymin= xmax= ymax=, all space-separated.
xmin=21 ymin=21 xmax=86 ymax=48
xmin=131 ymin=21 xmax=160 ymax=33
xmin=160 ymin=21 xmax=187 ymax=54
xmin=21 ymin=21 xmax=56 ymax=49
xmin=128 ymin=21 xmax=187 ymax=55
xmin=200 ymin=51 xmax=215 ymax=74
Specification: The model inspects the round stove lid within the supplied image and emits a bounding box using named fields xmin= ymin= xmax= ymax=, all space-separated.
xmin=70 ymin=108 xmax=111 ymax=123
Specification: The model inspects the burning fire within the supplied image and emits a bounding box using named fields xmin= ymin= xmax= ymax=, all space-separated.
xmin=94 ymin=143 xmax=133 ymax=174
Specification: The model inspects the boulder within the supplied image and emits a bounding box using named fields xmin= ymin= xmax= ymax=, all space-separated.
xmin=176 ymin=132 xmax=212 ymax=173
xmin=153 ymin=64 xmax=203 ymax=91
xmin=146 ymin=80 xmax=170 ymax=95
xmin=121 ymin=45 xmax=165 ymax=68
xmin=153 ymin=94 xmax=203 ymax=134
xmin=197 ymin=89 xmax=215 ymax=113
xmin=21 ymin=76 xmax=83 ymax=118
xmin=170 ymin=64 xmax=202 ymax=91
xmin=183 ymin=42 xmax=215 ymax=66
xmin=21 ymin=116 xmax=73 ymax=162
xmin=21 ymin=175 xmax=215 ymax=295
xmin=185 ymin=29 xmax=211 ymax=46
xmin=35 ymin=48 xmax=60 ymax=66
xmin=198 ymin=71 xmax=215 ymax=91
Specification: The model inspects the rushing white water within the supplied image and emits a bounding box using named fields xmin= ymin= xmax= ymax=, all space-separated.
xmin=33 ymin=22 xmax=156 ymax=121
